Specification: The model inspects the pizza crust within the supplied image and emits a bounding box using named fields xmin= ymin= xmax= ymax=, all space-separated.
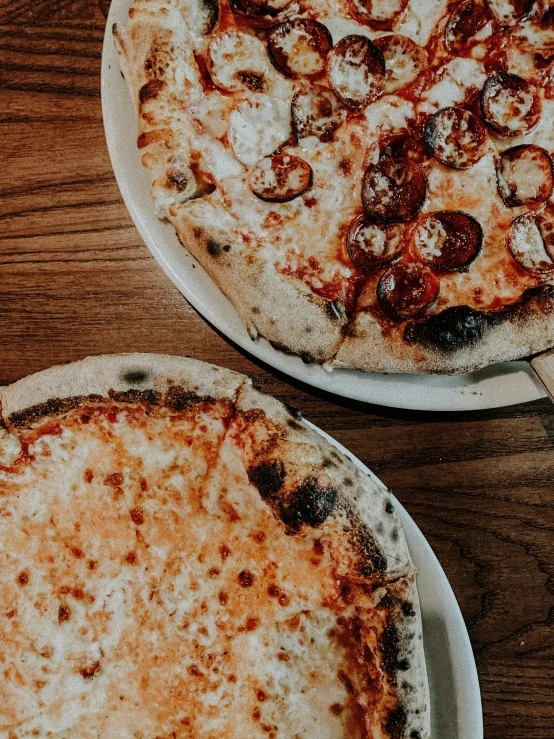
xmin=335 ymin=288 xmax=554 ymax=374
xmin=0 ymin=354 xmax=245 ymax=427
xmin=0 ymin=354 xmax=430 ymax=738
xmin=170 ymin=200 xmax=347 ymax=363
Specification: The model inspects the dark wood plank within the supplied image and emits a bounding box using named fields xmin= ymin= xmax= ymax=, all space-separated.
xmin=1 ymin=2 xmax=554 ymax=737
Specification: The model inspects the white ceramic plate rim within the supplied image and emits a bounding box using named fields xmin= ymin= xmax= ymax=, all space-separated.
xmin=100 ymin=0 xmax=546 ymax=411
xmin=309 ymin=420 xmax=483 ymax=739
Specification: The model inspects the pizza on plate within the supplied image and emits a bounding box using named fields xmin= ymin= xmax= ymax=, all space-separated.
xmin=112 ymin=0 xmax=554 ymax=373
xmin=0 ymin=354 xmax=429 ymax=739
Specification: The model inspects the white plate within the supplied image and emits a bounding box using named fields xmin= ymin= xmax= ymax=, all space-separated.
xmin=101 ymin=0 xmax=547 ymax=411
xmin=309 ymin=421 xmax=483 ymax=739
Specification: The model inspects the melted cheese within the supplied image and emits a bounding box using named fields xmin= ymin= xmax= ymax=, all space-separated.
xmin=0 ymin=403 xmax=395 ymax=738
xmin=229 ymin=96 xmax=292 ymax=166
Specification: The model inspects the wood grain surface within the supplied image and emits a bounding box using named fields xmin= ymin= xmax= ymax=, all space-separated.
xmin=1 ymin=1 xmax=554 ymax=736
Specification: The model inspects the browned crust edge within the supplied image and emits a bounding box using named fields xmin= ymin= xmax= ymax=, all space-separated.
xmin=335 ymin=286 xmax=554 ymax=374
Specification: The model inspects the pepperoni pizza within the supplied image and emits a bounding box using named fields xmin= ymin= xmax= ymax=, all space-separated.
xmin=114 ymin=0 xmax=554 ymax=372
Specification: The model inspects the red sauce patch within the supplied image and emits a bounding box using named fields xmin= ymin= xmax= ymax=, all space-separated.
xmin=58 ymin=604 xmax=71 ymax=623
xmin=80 ymin=661 xmax=100 ymax=680
xmin=130 ymin=507 xmax=144 ymax=525
xmin=238 ymin=570 xmax=254 ymax=587
xmin=16 ymin=570 xmax=29 ymax=586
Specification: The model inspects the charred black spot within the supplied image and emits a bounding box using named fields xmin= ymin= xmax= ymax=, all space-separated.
xmin=207 ymin=240 xmax=223 ymax=257
xmin=325 ymin=300 xmax=344 ymax=322
xmin=287 ymin=419 xmax=304 ymax=431
xmin=385 ymin=501 xmax=395 ymax=514
xmin=402 ymin=602 xmax=416 ymax=618
xmin=301 ymin=352 xmax=315 ymax=364
xmin=380 ymin=623 xmax=400 ymax=678
xmin=121 ymin=369 xmax=149 ymax=385
xmin=248 ymin=460 xmax=286 ymax=500
xmin=410 ymin=731 xmax=422 ymax=739
xmin=385 ymin=707 xmax=408 ymax=739
xmin=404 ymin=306 xmax=487 ymax=351
xmin=168 ymin=170 xmax=190 ymax=193
xmin=343 ymin=477 xmax=353 ymax=487
xmin=279 ymin=477 xmax=339 ymax=532
xmin=397 ymin=659 xmax=411 ymax=671
xmin=223 ymin=244 xmax=231 ymax=252
xmin=139 ymin=78 xmax=164 ymax=104
xmin=391 ymin=527 xmax=399 ymax=542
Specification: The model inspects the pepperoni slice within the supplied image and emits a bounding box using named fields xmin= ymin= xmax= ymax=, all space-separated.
xmin=229 ymin=0 xmax=292 ymax=28
xmin=425 ymin=107 xmax=489 ymax=170
xmin=347 ymin=0 xmax=409 ymax=31
xmin=480 ymin=73 xmax=542 ymax=137
xmin=497 ymin=145 xmax=554 ymax=207
xmin=507 ymin=209 xmax=554 ymax=273
xmin=445 ymin=0 xmax=492 ymax=52
xmin=291 ymin=84 xmax=344 ymax=141
xmin=327 ymin=35 xmax=385 ymax=108
xmin=268 ymin=19 xmax=332 ymax=79
xmin=484 ymin=0 xmax=534 ymax=26
xmin=413 ymin=211 xmax=483 ymax=272
xmin=249 ymin=154 xmax=313 ymax=202
xmin=362 ymin=157 xmax=427 ymax=222
xmin=346 ymin=215 xmax=403 ymax=269
xmin=377 ymin=262 xmax=439 ymax=318
xmin=373 ymin=34 xmax=427 ymax=94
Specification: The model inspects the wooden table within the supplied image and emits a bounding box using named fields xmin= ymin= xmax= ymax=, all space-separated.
xmin=2 ymin=2 xmax=553 ymax=736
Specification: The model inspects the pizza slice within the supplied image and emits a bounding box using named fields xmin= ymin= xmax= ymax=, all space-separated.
xmin=0 ymin=354 xmax=429 ymax=738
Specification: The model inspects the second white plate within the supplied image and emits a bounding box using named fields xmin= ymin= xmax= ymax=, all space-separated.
xmin=101 ymin=0 xmax=547 ymax=411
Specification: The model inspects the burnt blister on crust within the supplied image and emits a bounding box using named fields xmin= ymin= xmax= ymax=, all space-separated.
xmin=384 ymin=706 xmax=408 ymax=739
xmin=248 ymin=459 xmax=287 ymax=499
xmin=121 ymin=369 xmax=151 ymax=385
xmin=404 ymin=306 xmax=487 ymax=351
xmin=279 ymin=477 xmax=340 ymax=532
xmin=139 ymin=78 xmax=164 ymax=104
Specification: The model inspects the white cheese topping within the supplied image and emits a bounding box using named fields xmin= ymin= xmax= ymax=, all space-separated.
xmin=416 ymin=216 xmax=447 ymax=259
xmin=229 ymin=96 xmax=292 ymax=166
xmin=419 ymin=57 xmax=487 ymax=113
xmin=209 ymin=31 xmax=274 ymax=94
xmin=510 ymin=216 xmax=554 ymax=272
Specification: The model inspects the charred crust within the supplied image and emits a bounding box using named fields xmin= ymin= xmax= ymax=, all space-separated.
xmin=287 ymin=419 xmax=304 ymax=431
xmin=301 ymin=352 xmax=315 ymax=364
xmin=380 ymin=622 xmax=400 ymax=679
xmin=279 ymin=477 xmax=339 ymax=532
xmin=248 ymin=459 xmax=287 ymax=500
xmin=121 ymin=369 xmax=150 ymax=385
xmin=108 ymin=388 xmax=159 ymax=404
xmin=402 ymin=602 xmax=416 ymax=618
xmin=384 ymin=706 xmax=408 ymax=739
xmin=404 ymin=306 xmax=487 ymax=351
xmin=237 ymin=70 xmax=267 ymax=92
xmin=385 ymin=501 xmax=395 ymax=514
xmin=139 ymin=78 xmax=164 ymax=104
xmin=7 ymin=395 xmax=104 ymax=427
xmin=165 ymin=385 xmax=212 ymax=411
xmin=349 ymin=521 xmax=387 ymax=574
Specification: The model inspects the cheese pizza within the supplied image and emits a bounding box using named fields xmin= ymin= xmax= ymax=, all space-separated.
xmin=114 ymin=0 xmax=554 ymax=372
xmin=0 ymin=354 xmax=429 ymax=739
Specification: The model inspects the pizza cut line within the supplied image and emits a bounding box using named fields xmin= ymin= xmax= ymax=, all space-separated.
xmin=114 ymin=0 xmax=554 ymax=372
xmin=0 ymin=354 xmax=429 ymax=738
